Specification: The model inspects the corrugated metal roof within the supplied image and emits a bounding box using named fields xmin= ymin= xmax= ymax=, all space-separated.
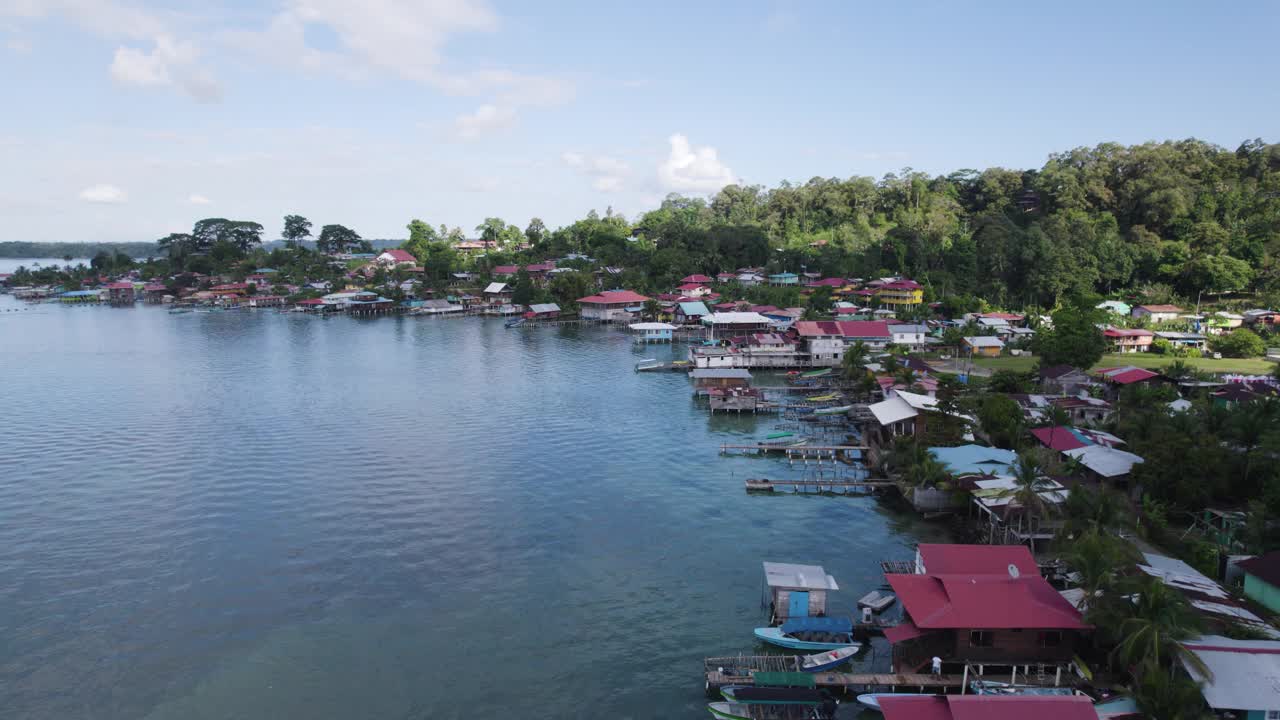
xmin=1063 ymin=445 xmax=1143 ymax=477
xmin=527 ymin=303 xmax=560 ymax=313
xmin=763 ymin=562 xmax=839 ymax=590
xmin=879 ymin=696 xmax=1097 ymax=720
xmin=1180 ymin=635 xmax=1280 ymax=711
xmin=869 ymin=396 xmax=917 ymax=426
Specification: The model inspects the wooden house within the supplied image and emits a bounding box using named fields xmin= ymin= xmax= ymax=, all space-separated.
xmin=962 ymin=336 xmax=1004 ymax=357
xmin=629 ymin=322 xmax=675 ymax=343
xmin=104 ymin=281 xmax=135 ymax=304
xmin=690 ymin=368 xmax=751 ymax=391
xmin=884 ymin=545 xmax=1089 ymax=673
xmin=763 ymin=561 xmax=838 ymax=623
xmin=577 ymin=289 xmax=650 ymax=322
xmin=484 ymin=282 xmax=513 ymax=305
xmin=524 ymin=303 xmax=561 ymax=321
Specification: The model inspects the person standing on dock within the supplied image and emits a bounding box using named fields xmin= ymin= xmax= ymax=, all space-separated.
xmin=931 ymin=656 xmax=942 ymax=676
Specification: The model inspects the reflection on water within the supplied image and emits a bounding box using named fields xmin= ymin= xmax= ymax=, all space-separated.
xmin=0 ymin=296 xmax=949 ymax=719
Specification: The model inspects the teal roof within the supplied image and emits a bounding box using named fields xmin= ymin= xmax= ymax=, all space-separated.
xmin=769 ymin=272 xmax=799 ymax=279
xmin=678 ymin=301 xmax=710 ymax=316
xmin=929 ymin=444 xmax=1017 ymax=476
xmin=60 ymin=290 xmax=100 ymax=297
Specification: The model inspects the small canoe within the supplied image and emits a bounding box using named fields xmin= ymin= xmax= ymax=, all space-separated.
xmin=806 ymin=394 xmax=837 ymax=402
xmin=765 ymin=432 xmax=794 ymax=440
xmin=813 ymin=405 xmax=853 ymax=416
xmin=801 ymin=368 xmax=832 ymax=378
xmin=856 ymin=693 xmax=936 ymax=711
xmin=799 ymin=645 xmax=859 ymax=672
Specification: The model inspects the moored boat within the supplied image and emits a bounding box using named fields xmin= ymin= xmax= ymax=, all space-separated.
xmin=707 ymin=700 xmax=836 ymax=719
xmin=855 ymin=693 xmax=937 ymax=711
xmin=754 ymin=617 xmax=860 ymax=651
xmin=812 ymin=405 xmax=853 ymax=416
xmin=799 ymin=645 xmax=859 ymax=671
xmin=720 ymin=686 xmax=828 ymax=705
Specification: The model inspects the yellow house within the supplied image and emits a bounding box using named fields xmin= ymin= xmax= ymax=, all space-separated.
xmin=874 ymin=279 xmax=923 ymax=306
xmin=963 ymin=336 xmax=1005 ymax=357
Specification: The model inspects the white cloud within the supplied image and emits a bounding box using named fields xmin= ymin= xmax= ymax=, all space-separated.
xmin=79 ymin=184 xmax=127 ymax=204
xmin=109 ymin=34 xmax=222 ymax=102
xmin=658 ymin=133 xmax=737 ymax=194
xmin=563 ymin=151 xmax=630 ymax=193
xmin=187 ymin=193 xmax=211 ymax=205
xmin=454 ymin=104 xmax=516 ymax=140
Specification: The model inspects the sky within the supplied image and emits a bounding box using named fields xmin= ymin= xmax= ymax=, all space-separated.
xmin=1 ymin=1 xmax=1278 ymax=243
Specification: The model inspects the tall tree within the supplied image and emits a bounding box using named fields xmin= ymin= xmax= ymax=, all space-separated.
xmin=1033 ymin=302 xmax=1108 ymax=369
xmin=525 ymin=218 xmax=547 ymax=246
xmin=317 ymin=224 xmax=361 ymax=255
xmin=282 ymin=215 xmax=312 ymax=249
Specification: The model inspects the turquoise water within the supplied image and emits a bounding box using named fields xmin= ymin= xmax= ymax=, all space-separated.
xmin=0 ymin=291 xmax=949 ymax=719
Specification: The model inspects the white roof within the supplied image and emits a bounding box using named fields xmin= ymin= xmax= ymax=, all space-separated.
xmin=703 ymin=311 xmax=772 ymax=325
xmin=891 ymin=324 xmax=929 ymax=334
xmin=528 ymin=303 xmax=560 ymax=313
xmin=1180 ymin=636 xmax=1280 ymax=711
xmin=972 ymin=476 xmax=1068 ymax=508
xmin=629 ymin=322 xmax=675 ymax=331
xmin=977 ymin=317 xmax=1010 ymax=327
xmin=763 ymin=562 xmax=839 ymax=591
xmin=484 ymin=282 xmax=508 ymax=293
xmin=894 ymin=390 xmax=939 ymax=411
xmin=964 ymin=336 xmax=1005 ymax=348
xmin=1063 ymin=445 xmax=1143 ymax=477
xmin=869 ymin=396 xmax=917 ymax=426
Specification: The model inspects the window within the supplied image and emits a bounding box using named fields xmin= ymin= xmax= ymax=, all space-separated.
xmin=1039 ymin=631 xmax=1063 ymax=648
xmin=969 ymin=631 xmax=994 ymax=648
xmin=1267 ymin=712 xmax=1280 ymax=720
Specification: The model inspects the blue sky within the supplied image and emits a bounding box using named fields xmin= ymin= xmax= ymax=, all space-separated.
xmin=1 ymin=0 xmax=1277 ymax=243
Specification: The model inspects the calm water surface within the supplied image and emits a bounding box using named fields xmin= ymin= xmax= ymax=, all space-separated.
xmin=0 ymin=287 xmax=949 ymax=719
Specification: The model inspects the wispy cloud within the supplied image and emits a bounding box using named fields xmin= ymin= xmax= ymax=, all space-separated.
xmin=187 ymin=193 xmax=211 ymax=205
xmin=563 ymin=151 xmax=630 ymax=193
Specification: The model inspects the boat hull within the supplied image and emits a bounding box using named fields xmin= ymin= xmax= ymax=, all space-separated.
xmin=754 ymin=627 xmax=858 ymax=651
xmin=800 ymin=645 xmax=859 ymax=672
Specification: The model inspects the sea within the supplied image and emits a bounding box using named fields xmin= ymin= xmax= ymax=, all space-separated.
xmin=0 ymin=260 xmax=950 ymax=719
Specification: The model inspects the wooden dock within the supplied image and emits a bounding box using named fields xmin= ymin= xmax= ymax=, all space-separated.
xmin=745 ymin=478 xmax=895 ymax=494
xmin=720 ymin=444 xmax=868 ymax=454
xmin=705 ymin=669 xmax=969 ymax=692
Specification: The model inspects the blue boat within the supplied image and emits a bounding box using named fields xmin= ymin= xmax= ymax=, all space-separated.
xmin=754 ymin=617 xmax=860 ymax=651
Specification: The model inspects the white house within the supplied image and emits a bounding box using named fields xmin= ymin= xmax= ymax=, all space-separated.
xmin=890 ymin=323 xmax=929 ymax=351
xmin=375 ymin=249 xmax=418 ymax=267
xmin=1132 ymin=304 xmax=1184 ymax=323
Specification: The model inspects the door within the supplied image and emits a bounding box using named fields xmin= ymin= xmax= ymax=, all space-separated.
xmin=787 ymin=591 xmax=809 ymax=619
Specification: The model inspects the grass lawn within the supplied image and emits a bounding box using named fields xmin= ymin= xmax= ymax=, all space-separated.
xmin=966 ymin=353 xmax=1275 ymax=375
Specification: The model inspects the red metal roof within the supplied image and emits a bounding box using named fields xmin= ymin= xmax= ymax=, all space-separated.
xmin=577 ymin=289 xmax=650 ymax=305
xmin=1136 ymin=304 xmax=1183 ymax=313
xmin=492 ymin=265 xmax=519 ymax=274
xmin=676 ymin=282 xmax=707 ymax=291
xmin=880 ymin=696 xmax=1097 ymax=720
xmin=105 ymin=281 xmax=134 ymax=289
xmin=1030 ymin=426 xmax=1090 ymax=452
xmin=1103 ymin=328 xmax=1154 ymax=338
xmin=296 ymin=298 xmax=325 ymax=305
xmin=682 ymin=274 xmax=714 ymax=283
xmin=1097 ymin=367 xmax=1159 ymax=385
xmin=917 ymin=544 xmax=1038 ymax=576
xmin=806 ymin=277 xmax=846 ymax=287
xmin=882 ymin=619 xmax=931 ymax=644
xmin=977 ymin=312 xmax=1024 ymax=321
xmin=794 ymin=320 xmax=891 ymax=338
xmin=381 ymin=249 xmax=417 ymax=263
xmin=887 ymin=573 xmax=1088 ymax=631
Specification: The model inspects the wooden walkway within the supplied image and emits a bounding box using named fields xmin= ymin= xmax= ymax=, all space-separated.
xmin=720 ymin=444 xmax=868 ymax=454
xmin=745 ymin=478 xmax=895 ymax=494
xmin=705 ymin=669 xmax=969 ymax=691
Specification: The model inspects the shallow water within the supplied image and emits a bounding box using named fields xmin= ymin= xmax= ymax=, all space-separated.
xmin=0 ymin=293 xmax=950 ymax=719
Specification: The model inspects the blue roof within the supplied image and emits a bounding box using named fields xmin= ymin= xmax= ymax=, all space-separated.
xmin=781 ymin=616 xmax=852 ymax=634
xmin=929 ymin=444 xmax=1017 ymax=476
xmin=678 ymin=301 xmax=710 ymax=316
xmin=60 ymin=290 xmax=100 ymax=297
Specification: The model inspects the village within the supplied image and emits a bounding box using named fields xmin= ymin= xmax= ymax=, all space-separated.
xmin=5 ymin=246 xmax=1280 ymax=719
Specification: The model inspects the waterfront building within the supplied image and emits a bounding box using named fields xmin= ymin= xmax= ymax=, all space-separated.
xmin=884 ymin=544 xmax=1089 ymax=672
xmin=524 ymin=303 xmax=560 ymax=320
xmin=104 ymin=281 xmax=136 ymax=304
xmin=59 ymin=290 xmax=102 ymax=304
xmin=689 ymin=368 xmax=751 ymax=392
xmin=879 ymin=696 xmax=1096 ymax=720
xmin=794 ymin=320 xmax=892 ymax=365
xmin=702 ymin=311 xmax=772 ymax=340
xmin=762 ymin=562 xmax=838 ymax=623
xmin=577 ymin=289 xmax=650 ymax=322
xmin=484 ymin=282 xmax=512 ymax=304
xmin=628 ymin=322 xmax=675 ymax=343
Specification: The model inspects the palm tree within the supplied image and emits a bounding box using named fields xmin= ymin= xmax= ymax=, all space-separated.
xmin=999 ymin=452 xmax=1059 ymax=534
xmin=1131 ymin=664 xmax=1210 ymax=720
xmin=1061 ymin=528 xmax=1137 ymax=611
xmin=841 ymin=341 xmax=868 ymax=379
xmin=1103 ymin=575 xmax=1210 ymax=678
